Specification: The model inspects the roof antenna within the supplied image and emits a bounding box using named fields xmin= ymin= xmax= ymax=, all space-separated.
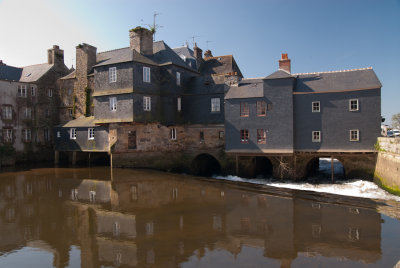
xmin=151 ymin=12 xmax=162 ymax=41
xmin=190 ymin=36 xmax=200 ymax=47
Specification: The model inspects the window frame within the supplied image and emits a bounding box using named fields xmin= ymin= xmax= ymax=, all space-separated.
xmin=350 ymin=129 xmax=359 ymax=141
xmin=257 ymin=129 xmax=267 ymax=144
xmin=177 ymin=97 xmax=181 ymax=112
xmin=143 ymin=67 xmax=151 ymax=83
xmin=24 ymin=107 xmax=32 ymax=119
xmin=176 ymin=72 xmax=181 ymax=86
xmin=48 ymin=88 xmax=53 ymax=97
xmin=109 ymin=97 xmax=117 ymax=111
xmin=256 ymin=101 xmax=266 ymax=116
xmin=240 ymin=102 xmax=249 ymax=117
xmin=211 ymin=98 xmax=220 ymax=113
xmin=312 ymin=101 xmax=320 ymax=113
xmin=109 ymin=67 xmax=117 ymax=83
xmin=240 ymin=129 xmax=249 ymax=143
xmin=22 ymin=128 xmax=32 ymax=142
xmin=143 ymin=96 xmax=151 ymax=111
xmin=349 ymin=99 xmax=359 ymax=111
xmin=70 ymin=128 xmax=77 ymax=140
xmin=88 ymin=128 xmax=95 ymax=140
xmin=44 ymin=128 xmax=50 ymax=142
xmin=18 ymin=85 xmax=27 ymax=97
xmin=312 ymin=131 xmax=321 ymax=142
xmin=3 ymin=105 xmax=13 ymax=120
xmin=31 ymin=86 xmax=36 ymax=96
xmin=171 ymin=128 xmax=177 ymax=140
xmin=3 ymin=128 xmax=13 ymax=143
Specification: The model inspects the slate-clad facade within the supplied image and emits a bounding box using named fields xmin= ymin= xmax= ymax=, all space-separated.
xmin=225 ymin=54 xmax=381 ymax=155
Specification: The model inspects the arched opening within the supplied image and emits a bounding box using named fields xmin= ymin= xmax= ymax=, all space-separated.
xmin=191 ymin=154 xmax=221 ymax=177
xmin=255 ymin=157 xmax=273 ymax=177
xmin=305 ymin=157 xmax=345 ymax=180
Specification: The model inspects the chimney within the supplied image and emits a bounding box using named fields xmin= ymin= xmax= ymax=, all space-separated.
xmin=47 ymin=45 xmax=64 ymax=65
xmin=204 ymin=49 xmax=213 ymax=59
xmin=129 ymin=27 xmax=153 ymax=55
xmin=279 ymin=53 xmax=291 ymax=73
xmin=76 ymin=43 xmax=97 ymax=76
xmin=193 ymin=43 xmax=202 ymax=62
xmin=0 ymin=60 xmax=4 ymax=65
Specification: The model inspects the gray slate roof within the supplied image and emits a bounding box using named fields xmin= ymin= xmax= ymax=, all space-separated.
xmin=94 ymin=41 xmax=194 ymax=70
xmin=172 ymin=46 xmax=197 ymax=70
xmin=200 ymin=55 xmax=243 ymax=78
xmin=294 ymin=68 xmax=381 ymax=93
xmin=265 ymin=70 xmax=293 ymax=80
xmin=20 ymin=63 xmax=53 ymax=82
xmin=225 ymin=81 xmax=264 ymax=99
xmin=0 ymin=65 xmax=22 ymax=81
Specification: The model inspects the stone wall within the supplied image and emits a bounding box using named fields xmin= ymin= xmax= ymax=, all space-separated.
xmin=374 ymin=137 xmax=400 ymax=195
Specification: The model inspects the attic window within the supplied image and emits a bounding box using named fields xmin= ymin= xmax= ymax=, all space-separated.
xmin=204 ymin=80 xmax=211 ymax=86
xmin=180 ymin=55 xmax=186 ymax=61
xmin=25 ymin=73 xmax=31 ymax=77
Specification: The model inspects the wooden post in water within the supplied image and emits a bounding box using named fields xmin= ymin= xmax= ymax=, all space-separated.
xmin=235 ymin=155 xmax=239 ymax=175
xmin=331 ymin=156 xmax=334 ymax=183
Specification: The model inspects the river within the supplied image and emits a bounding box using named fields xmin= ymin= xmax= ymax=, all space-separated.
xmin=0 ymin=166 xmax=399 ymax=267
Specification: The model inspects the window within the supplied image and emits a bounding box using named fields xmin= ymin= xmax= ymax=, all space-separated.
xmin=31 ymin=86 xmax=36 ymax=96
xmin=143 ymin=67 xmax=151 ymax=83
xmin=240 ymin=129 xmax=249 ymax=143
xmin=24 ymin=107 xmax=32 ymax=119
xmin=312 ymin=131 xmax=321 ymax=142
xmin=88 ymin=128 xmax=94 ymax=140
xmin=109 ymin=67 xmax=117 ymax=83
xmin=57 ymin=131 xmax=61 ymax=138
xmin=350 ymin=129 xmax=359 ymax=141
xmin=267 ymin=103 xmax=272 ymax=111
xmin=219 ymin=131 xmax=224 ymax=139
xmin=70 ymin=128 xmax=76 ymax=140
xmin=128 ymin=131 xmax=137 ymax=149
xmin=211 ymin=98 xmax=220 ymax=112
xmin=18 ymin=85 xmax=27 ymax=97
xmin=171 ymin=128 xmax=177 ymax=140
xmin=200 ymin=131 xmax=204 ymax=142
xmin=48 ymin=89 xmax=53 ymax=97
xmin=257 ymin=129 xmax=266 ymax=144
xmin=177 ymin=97 xmax=181 ymax=111
xmin=240 ymin=102 xmax=249 ymax=117
xmin=110 ymin=97 xmax=117 ymax=111
xmin=312 ymin=101 xmax=320 ymax=112
xmin=68 ymin=108 xmax=73 ymax=117
xmin=349 ymin=99 xmax=359 ymax=111
xmin=176 ymin=72 xmax=181 ymax=86
xmin=3 ymin=105 xmax=12 ymax=120
xmin=44 ymin=128 xmax=50 ymax=142
xmin=3 ymin=129 xmax=13 ymax=143
xmin=45 ymin=109 xmax=50 ymax=118
xmin=89 ymin=191 xmax=96 ymax=203
xmin=256 ymin=101 xmax=266 ymax=116
xmin=143 ymin=96 xmax=151 ymax=111
xmin=22 ymin=129 xmax=31 ymax=142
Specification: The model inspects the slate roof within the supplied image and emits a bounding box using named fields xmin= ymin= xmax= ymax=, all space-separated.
xmin=60 ymin=70 xmax=76 ymax=80
xmin=94 ymin=41 xmax=194 ymax=71
xmin=172 ymin=46 xmax=197 ymax=70
xmin=294 ymin=67 xmax=381 ymax=93
xmin=225 ymin=81 xmax=264 ymax=99
xmin=0 ymin=65 xmax=22 ymax=81
xmin=20 ymin=63 xmax=53 ymax=82
xmin=200 ymin=55 xmax=243 ymax=77
xmin=59 ymin=116 xmax=97 ymax=127
xmin=265 ymin=70 xmax=293 ymax=80
xmin=186 ymin=76 xmax=226 ymax=95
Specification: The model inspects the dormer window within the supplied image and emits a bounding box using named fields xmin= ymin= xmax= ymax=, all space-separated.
xmin=109 ymin=67 xmax=117 ymax=83
xmin=143 ymin=67 xmax=151 ymax=83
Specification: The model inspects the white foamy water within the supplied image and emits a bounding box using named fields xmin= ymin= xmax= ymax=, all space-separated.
xmin=212 ymin=175 xmax=400 ymax=202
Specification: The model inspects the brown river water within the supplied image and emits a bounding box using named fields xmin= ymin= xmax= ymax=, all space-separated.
xmin=0 ymin=167 xmax=399 ymax=267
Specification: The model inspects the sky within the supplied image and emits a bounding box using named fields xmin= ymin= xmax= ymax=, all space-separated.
xmin=0 ymin=0 xmax=399 ymax=125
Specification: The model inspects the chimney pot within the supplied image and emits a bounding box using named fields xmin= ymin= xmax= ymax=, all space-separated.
xmin=279 ymin=53 xmax=291 ymax=73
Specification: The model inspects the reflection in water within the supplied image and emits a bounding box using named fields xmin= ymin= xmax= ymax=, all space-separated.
xmin=0 ymin=167 xmax=399 ymax=267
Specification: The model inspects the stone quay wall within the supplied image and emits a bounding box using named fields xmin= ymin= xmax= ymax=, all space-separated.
xmin=374 ymin=137 xmax=400 ymax=195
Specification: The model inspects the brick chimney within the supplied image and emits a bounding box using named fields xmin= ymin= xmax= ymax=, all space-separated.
xmin=47 ymin=45 xmax=65 ymax=66
xmin=0 ymin=60 xmax=4 ymax=65
xmin=279 ymin=53 xmax=291 ymax=73
xmin=193 ymin=43 xmax=202 ymax=62
xmin=129 ymin=27 xmax=153 ymax=55
xmin=204 ymin=49 xmax=213 ymax=59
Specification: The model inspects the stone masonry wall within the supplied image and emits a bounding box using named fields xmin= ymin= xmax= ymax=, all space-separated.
xmin=374 ymin=137 xmax=400 ymax=195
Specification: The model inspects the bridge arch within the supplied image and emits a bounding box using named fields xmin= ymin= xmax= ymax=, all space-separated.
xmin=255 ymin=156 xmax=274 ymax=177
xmin=305 ymin=157 xmax=345 ymax=179
xmin=191 ymin=153 xmax=221 ymax=177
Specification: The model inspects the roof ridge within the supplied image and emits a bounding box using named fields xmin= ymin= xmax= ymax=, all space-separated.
xmin=293 ymin=67 xmax=372 ymax=76
xmin=22 ymin=62 xmax=52 ymax=68
xmin=98 ymin=47 xmax=129 ymax=54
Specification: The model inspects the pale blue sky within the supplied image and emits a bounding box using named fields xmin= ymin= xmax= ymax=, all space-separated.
xmin=1 ymin=0 xmax=399 ymax=125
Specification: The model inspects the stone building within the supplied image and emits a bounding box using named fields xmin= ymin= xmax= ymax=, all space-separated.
xmin=0 ymin=46 xmax=69 ymax=164
xmin=55 ymin=27 xmax=242 ymax=174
